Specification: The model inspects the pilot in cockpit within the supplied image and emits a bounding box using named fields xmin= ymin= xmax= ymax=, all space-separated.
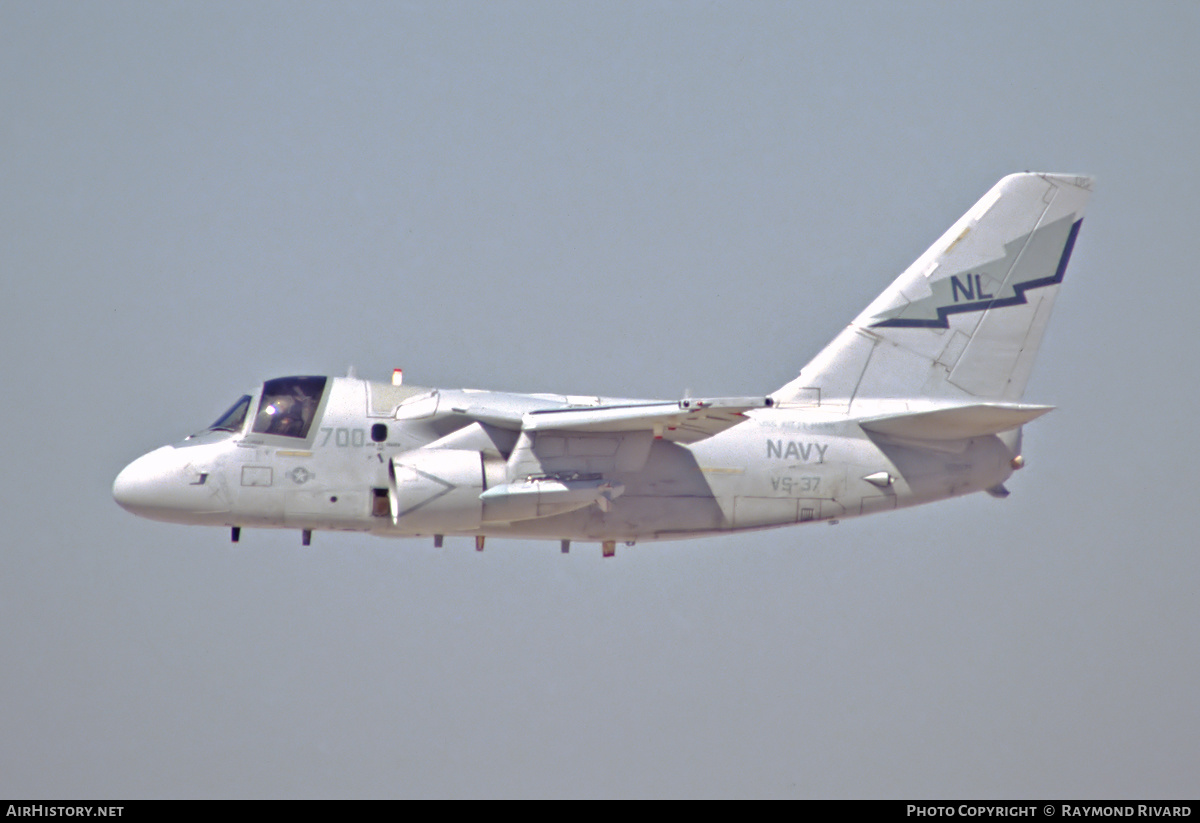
xmin=253 ymin=377 xmax=324 ymax=438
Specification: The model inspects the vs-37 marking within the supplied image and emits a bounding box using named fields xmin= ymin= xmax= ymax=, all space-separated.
xmin=770 ymin=476 xmax=820 ymax=493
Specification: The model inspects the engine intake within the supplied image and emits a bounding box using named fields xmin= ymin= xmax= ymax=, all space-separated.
xmin=389 ymin=449 xmax=487 ymax=532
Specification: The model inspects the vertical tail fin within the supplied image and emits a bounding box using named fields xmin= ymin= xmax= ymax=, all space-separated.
xmin=775 ymin=173 xmax=1093 ymax=408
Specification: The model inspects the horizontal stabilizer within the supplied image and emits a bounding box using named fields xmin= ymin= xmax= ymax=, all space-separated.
xmin=523 ymin=396 xmax=772 ymax=443
xmin=858 ymin=403 xmax=1054 ymax=440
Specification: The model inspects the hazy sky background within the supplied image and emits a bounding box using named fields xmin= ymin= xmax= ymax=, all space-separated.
xmin=3 ymin=1 xmax=1198 ymax=798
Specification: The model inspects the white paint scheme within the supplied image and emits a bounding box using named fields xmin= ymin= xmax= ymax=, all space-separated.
xmin=114 ymin=173 xmax=1092 ymax=553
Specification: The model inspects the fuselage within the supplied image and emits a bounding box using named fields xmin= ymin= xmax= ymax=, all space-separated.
xmin=113 ymin=375 xmax=1017 ymax=544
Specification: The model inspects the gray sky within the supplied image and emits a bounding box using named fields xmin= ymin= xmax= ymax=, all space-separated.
xmin=3 ymin=0 xmax=1198 ymax=798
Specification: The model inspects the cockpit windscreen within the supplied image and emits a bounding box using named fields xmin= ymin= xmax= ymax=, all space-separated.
xmin=252 ymin=376 xmax=327 ymax=439
xmin=207 ymin=395 xmax=253 ymax=433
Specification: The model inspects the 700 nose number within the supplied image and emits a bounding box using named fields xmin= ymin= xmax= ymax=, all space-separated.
xmin=320 ymin=427 xmax=366 ymax=447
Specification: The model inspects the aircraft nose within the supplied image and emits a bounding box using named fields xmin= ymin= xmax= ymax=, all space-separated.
xmin=113 ymin=447 xmax=181 ymax=518
xmin=113 ymin=446 xmax=229 ymax=522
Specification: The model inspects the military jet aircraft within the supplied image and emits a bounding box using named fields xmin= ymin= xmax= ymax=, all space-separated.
xmin=114 ymin=172 xmax=1092 ymax=556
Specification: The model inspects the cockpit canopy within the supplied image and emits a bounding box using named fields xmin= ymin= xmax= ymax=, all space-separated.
xmin=204 ymin=376 xmax=328 ymax=440
xmin=253 ymin=376 xmax=327 ymax=438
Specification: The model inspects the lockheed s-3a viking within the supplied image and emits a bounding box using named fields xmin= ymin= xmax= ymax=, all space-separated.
xmin=114 ymin=172 xmax=1092 ymax=557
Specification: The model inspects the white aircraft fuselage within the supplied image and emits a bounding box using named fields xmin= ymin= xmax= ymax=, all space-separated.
xmin=114 ymin=173 xmax=1093 ymax=554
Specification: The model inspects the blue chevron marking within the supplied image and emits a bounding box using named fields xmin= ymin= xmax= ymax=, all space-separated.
xmin=871 ymin=218 xmax=1083 ymax=330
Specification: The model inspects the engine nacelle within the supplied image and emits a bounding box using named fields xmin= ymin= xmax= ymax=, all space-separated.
xmin=389 ymin=448 xmax=622 ymax=532
xmin=389 ymin=449 xmax=491 ymax=533
xmin=480 ymin=477 xmax=624 ymax=523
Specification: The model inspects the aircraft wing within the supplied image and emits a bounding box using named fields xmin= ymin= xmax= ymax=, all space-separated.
xmin=522 ymin=396 xmax=774 ymax=443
